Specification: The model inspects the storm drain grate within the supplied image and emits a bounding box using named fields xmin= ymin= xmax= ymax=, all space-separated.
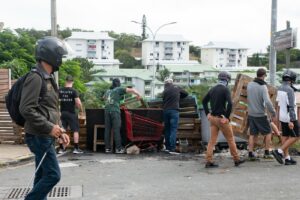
xmin=2 ymin=185 xmax=82 ymax=199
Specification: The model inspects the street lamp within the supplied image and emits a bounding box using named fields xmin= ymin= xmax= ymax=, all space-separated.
xmin=131 ymin=20 xmax=177 ymax=99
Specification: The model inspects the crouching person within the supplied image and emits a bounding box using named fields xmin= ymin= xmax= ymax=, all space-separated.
xmin=202 ymin=71 xmax=245 ymax=168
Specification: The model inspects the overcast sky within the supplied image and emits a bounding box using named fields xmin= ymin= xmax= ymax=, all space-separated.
xmin=2 ymin=0 xmax=300 ymax=54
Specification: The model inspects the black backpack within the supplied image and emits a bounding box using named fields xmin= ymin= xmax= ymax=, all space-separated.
xmin=5 ymin=68 xmax=46 ymax=127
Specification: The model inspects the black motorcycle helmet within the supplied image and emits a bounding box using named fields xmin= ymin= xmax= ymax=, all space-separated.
xmin=282 ymin=69 xmax=297 ymax=83
xmin=35 ymin=36 xmax=68 ymax=72
xmin=218 ymin=71 xmax=231 ymax=83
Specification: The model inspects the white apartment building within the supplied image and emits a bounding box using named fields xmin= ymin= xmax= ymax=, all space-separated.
xmin=87 ymin=69 xmax=164 ymax=98
xmin=142 ymin=35 xmax=196 ymax=69
xmin=64 ymin=32 xmax=120 ymax=69
xmin=201 ymin=42 xmax=248 ymax=69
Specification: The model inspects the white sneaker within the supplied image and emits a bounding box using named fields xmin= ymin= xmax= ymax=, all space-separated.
xmin=115 ymin=148 xmax=126 ymax=154
xmin=58 ymin=148 xmax=66 ymax=154
xmin=73 ymin=148 xmax=84 ymax=154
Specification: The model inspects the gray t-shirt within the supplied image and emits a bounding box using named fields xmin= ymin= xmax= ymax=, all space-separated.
xmin=247 ymin=81 xmax=276 ymax=117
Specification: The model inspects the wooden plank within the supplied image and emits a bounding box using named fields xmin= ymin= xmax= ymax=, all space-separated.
xmin=179 ymin=107 xmax=196 ymax=112
xmin=177 ymin=134 xmax=201 ymax=139
xmin=179 ymin=118 xmax=195 ymax=124
xmin=178 ymin=124 xmax=195 ymax=130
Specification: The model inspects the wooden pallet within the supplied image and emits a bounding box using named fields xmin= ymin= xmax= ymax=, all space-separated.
xmin=230 ymin=74 xmax=277 ymax=139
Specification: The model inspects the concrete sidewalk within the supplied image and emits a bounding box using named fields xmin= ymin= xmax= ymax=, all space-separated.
xmin=0 ymin=144 xmax=33 ymax=167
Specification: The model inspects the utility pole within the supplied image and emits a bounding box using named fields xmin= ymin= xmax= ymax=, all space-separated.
xmin=269 ymin=0 xmax=277 ymax=86
xmin=51 ymin=0 xmax=59 ymax=85
xmin=285 ymin=21 xmax=291 ymax=69
xmin=51 ymin=0 xmax=57 ymax=37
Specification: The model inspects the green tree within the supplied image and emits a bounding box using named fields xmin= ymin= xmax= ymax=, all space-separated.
xmin=157 ymin=68 xmax=171 ymax=82
xmin=189 ymin=45 xmax=201 ymax=61
xmin=84 ymin=82 xmax=110 ymax=108
xmin=109 ymin=31 xmax=141 ymax=51
xmin=187 ymin=84 xmax=212 ymax=108
xmin=115 ymin=49 xmax=141 ymax=68
xmin=72 ymin=57 xmax=94 ymax=82
xmin=0 ymin=29 xmax=35 ymax=69
xmin=0 ymin=58 xmax=29 ymax=79
xmin=59 ymin=60 xmax=86 ymax=94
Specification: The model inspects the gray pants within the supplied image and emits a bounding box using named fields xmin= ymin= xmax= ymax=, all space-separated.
xmin=104 ymin=110 xmax=122 ymax=150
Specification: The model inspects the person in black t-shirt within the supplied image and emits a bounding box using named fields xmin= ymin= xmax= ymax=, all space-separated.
xmin=58 ymin=75 xmax=83 ymax=154
xmin=162 ymin=77 xmax=188 ymax=152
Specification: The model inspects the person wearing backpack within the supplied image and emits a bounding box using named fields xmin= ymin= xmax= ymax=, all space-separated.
xmin=19 ymin=37 xmax=70 ymax=200
xmin=103 ymin=78 xmax=141 ymax=154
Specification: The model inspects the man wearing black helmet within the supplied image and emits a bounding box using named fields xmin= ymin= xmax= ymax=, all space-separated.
xmin=103 ymin=78 xmax=141 ymax=154
xmin=273 ymin=69 xmax=299 ymax=165
xmin=202 ymin=71 xmax=245 ymax=168
xmin=20 ymin=37 xmax=70 ymax=200
xmin=247 ymin=68 xmax=276 ymax=161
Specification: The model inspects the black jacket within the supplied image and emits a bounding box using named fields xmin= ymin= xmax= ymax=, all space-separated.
xmin=202 ymin=84 xmax=232 ymax=119
xmin=162 ymin=83 xmax=188 ymax=110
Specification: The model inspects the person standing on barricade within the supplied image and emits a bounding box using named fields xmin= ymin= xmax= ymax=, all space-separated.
xmin=162 ymin=77 xmax=188 ymax=153
xmin=273 ymin=69 xmax=299 ymax=165
xmin=247 ymin=68 xmax=276 ymax=161
xmin=202 ymin=71 xmax=245 ymax=168
xmin=20 ymin=37 xmax=70 ymax=200
xmin=103 ymin=78 xmax=141 ymax=154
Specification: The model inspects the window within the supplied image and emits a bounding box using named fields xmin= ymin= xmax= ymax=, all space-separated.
xmin=220 ymin=49 xmax=224 ymax=54
xmin=177 ymin=42 xmax=181 ymax=47
xmin=155 ymin=42 xmax=159 ymax=47
xmin=76 ymin=43 xmax=82 ymax=46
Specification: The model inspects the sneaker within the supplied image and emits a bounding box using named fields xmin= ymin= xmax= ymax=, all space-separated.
xmin=272 ymin=149 xmax=284 ymax=164
xmin=169 ymin=151 xmax=180 ymax=155
xmin=248 ymin=156 xmax=260 ymax=161
xmin=115 ymin=148 xmax=126 ymax=154
xmin=161 ymin=149 xmax=170 ymax=153
xmin=57 ymin=148 xmax=66 ymax=154
xmin=73 ymin=148 xmax=84 ymax=154
xmin=105 ymin=148 xmax=112 ymax=153
xmin=285 ymin=158 xmax=297 ymax=165
xmin=263 ymin=154 xmax=274 ymax=159
xmin=234 ymin=159 xmax=246 ymax=167
xmin=205 ymin=162 xmax=219 ymax=168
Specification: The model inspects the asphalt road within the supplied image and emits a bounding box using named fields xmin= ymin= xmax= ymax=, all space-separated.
xmin=0 ymin=152 xmax=299 ymax=200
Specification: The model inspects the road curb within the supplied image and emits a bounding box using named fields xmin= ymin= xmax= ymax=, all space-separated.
xmin=0 ymin=154 xmax=34 ymax=168
xmin=0 ymin=148 xmax=71 ymax=168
